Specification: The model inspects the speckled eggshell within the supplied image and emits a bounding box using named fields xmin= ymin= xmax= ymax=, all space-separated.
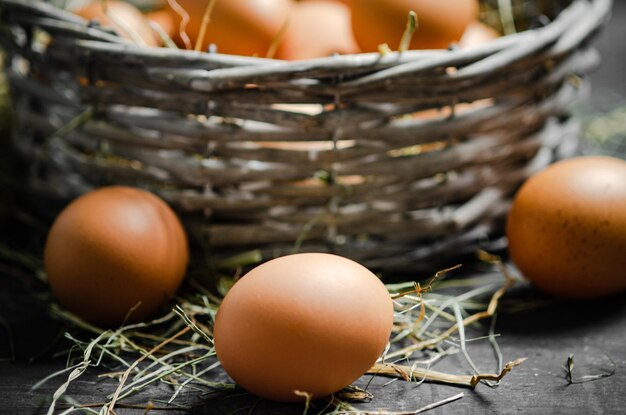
xmin=507 ymin=156 xmax=626 ymax=299
xmin=214 ymin=253 xmax=394 ymax=402
xmin=44 ymin=186 xmax=189 ymax=326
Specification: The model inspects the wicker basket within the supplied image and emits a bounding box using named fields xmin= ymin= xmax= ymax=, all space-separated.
xmin=0 ymin=0 xmax=612 ymax=274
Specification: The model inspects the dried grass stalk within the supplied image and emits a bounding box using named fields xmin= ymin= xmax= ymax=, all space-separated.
xmin=368 ymin=358 xmax=525 ymax=388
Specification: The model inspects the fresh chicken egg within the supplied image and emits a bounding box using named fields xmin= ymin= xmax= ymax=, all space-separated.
xmin=276 ymin=0 xmax=360 ymax=60
xmin=350 ymin=0 xmax=479 ymax=51
xmin=214 ymin=253 xmax=394 ymax=401
xmin=507 ymin=156 xmax=626 ymax=299
xmin=44 ymin=186 xmax=189 ymax=326
xmin=166 ymin=0 xmax=292 ymax=55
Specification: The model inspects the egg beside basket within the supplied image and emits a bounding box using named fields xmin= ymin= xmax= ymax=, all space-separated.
xmin=0 ymin=0 xmax=612 ymax=274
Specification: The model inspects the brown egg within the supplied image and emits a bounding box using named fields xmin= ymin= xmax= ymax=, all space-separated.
xmin=44 ymin=186 xmax=189 ymax=326
xmin=350 ymin=0 xmax=478 ymax=51
xmin=214 ymin=253 xmax=394 ymax=401
xmin=74 ymin=0 xmax=160 ymax=47
xmin=276 ymin=0 xmax=360 ymax=60
xmin=507 ymin=156 xmax=626 ymax=299
xmin=459 ymin=21 xmax=499 ymax=49
xmin=167 ymin=0 xmax=292 ymax=55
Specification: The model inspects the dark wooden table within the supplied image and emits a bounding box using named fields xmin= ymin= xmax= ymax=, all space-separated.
xmin=1 ymin=3 xmax=625 ymax=414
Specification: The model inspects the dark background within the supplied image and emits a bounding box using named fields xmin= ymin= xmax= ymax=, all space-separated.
xmin=1 ymin=2 xmax=625 ymax=414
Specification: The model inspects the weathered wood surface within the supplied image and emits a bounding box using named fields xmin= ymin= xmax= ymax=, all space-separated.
xmin=1 ymin=268 xmax=626 ymax=415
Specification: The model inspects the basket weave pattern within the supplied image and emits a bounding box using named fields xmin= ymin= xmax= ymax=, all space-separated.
xmin=0 ymin=0 xmax=612 ymax=272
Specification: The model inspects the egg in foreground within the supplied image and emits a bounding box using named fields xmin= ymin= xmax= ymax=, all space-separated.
xmin=44 ymin=186 xmax=189 ymax=326
xmin=214 ymin=253 xmax=394 ymax=402
xmin=507 ymin=156 xmax=626 ymax=299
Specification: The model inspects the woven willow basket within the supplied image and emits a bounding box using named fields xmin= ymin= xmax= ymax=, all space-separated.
xmin=0 ymin=0 xmax=612 ymax=274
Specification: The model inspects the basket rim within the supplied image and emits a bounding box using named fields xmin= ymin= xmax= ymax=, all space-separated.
xmin=1 ymin=0 xmax=613 ymax=72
